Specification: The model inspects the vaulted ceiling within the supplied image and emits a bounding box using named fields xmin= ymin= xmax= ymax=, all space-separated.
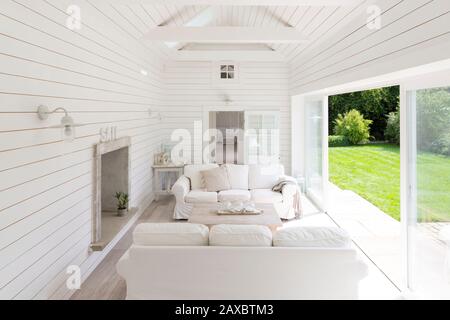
xmin=99 ymin=0 xmax=369 ymax=62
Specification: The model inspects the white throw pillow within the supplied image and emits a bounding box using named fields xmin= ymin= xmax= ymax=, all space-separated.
xmin=224 ymin=164 xmax=249 ymax=190
xmin=248 ymin=164 xmax=284 ymax=189
xmin=201 ymin=166 xmax=231 ymax=192
xmin=133 ymin=223 xmax=209 ymax=246
xmin=209 ymin=224 xmax=272 ymax=247
xmin=184 ymin=164 xmax=219 ymax=190
xmin=273 ymin=226 xmax=351 ymax=248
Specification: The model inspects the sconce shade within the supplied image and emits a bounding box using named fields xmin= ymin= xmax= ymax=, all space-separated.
xmin=61 ymin=114 xmax=75 ymax=142
xmin=148 ymin=108 xmax=163 ymax=121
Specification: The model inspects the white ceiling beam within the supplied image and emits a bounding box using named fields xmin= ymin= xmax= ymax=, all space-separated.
xmin=143 ymin=27 xmax=308 ymax=43
xmin=161 ymin=6 xmax=216 ymax=27
xmin=163 ymin=6 xmax=218 ymax=50
xmin=182 ymin=43 xmax=274 ymax=50
xmin=173 ymin=50 xmax=285 ymax=61
xmin=102 ymin=0 xmax=358 ymax=6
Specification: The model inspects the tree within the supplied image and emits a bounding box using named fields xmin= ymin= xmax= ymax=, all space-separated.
xmin=385 ymin=111 xmax=400 ymax=145
xmin=416 ymin=88 xmax=450 ymax=155
xmin=329 ymin=86 xmax=399 ymax=140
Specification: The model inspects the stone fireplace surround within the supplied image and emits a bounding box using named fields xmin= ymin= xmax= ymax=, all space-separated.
xmin=91 ymin=137 xmax=133 ymax=250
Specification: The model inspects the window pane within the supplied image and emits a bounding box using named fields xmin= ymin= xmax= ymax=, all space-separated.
xmin=228 ymin=65 xmax=235 ymax=71
xmin=409 ymin=86 xmax=450 ymax=299
xmin=245 ymin=113 xmax=279 ymax=165
xmin=220 ymin=72 xmax=227 ymax=79
xmin=220 ymin=65 xmax=227 ymax=71
xmin=227 ymin=72 xmax=234 ymax=79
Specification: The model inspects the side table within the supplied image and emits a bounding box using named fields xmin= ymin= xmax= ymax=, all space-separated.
xmin=152 ymin=164 xmax=184 ymax=201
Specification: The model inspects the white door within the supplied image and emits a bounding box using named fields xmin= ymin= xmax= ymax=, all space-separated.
xmin=304 ymin=96 xmax=329 ymax=211
xmin=402 ymin=71 xmax=450 ymax=298
xmin=244 ymin=111 xmax=280 ymax=165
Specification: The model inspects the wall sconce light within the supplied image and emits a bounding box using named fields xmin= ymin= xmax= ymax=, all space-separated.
xmin=148 ymin=108 xmax=162 ymax=121
xmin=37 ymin=105 xmax=80 ymax=142
xmin=224 ymin=94 xmax=234 ymax=106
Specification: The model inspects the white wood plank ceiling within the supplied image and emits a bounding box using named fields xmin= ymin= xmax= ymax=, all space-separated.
xmin=98 ymin=0 xmax=369 ymax=62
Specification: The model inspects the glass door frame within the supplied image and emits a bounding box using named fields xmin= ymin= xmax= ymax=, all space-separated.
xmin=303 ymin=94 xmax=329 ymax=212
xmin=400 ymin=70 xmax=450 ymax=294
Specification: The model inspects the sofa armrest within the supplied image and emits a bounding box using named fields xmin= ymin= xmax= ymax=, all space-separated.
xmin=279 ymin=175 xmax=297 ymax=183
xmin=278 ymin=175 xmax=298 ymax=195
xmin=278 ymin=175 xmax=302 ymax=219
xmin=281 ymin=182 xmax=298 ymax=197
xmin=172 ymin=175 xmax=190 ymax=203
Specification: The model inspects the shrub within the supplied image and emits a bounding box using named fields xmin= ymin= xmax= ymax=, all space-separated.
xmin=385 ymin=111 xmax=400 ymax=144
xmin=430 ymin=133 xmax=450 ymax=156
xmin=328 ymin=135 xmax=349 ymax=147
xmin=334 ymin=109 xmax=372 ymax=145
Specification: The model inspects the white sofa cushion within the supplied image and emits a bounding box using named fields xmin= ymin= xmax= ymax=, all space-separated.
xmin=273 ymin=227 xmax=351 ymax=248
xmin=184 ymin=164 xmax=219 ymax=190
xmin=250 ymin=189 xmax=283 ymax=203
xmin=224 ymin=164 xmax=249 ymax=190
xmin=248 ymin=164 xmax=284 ymax=189
xmin=201 ymin=166 xmax=231 ymax=192
xmin=209 ymin=224 xmax=272 ymax=247
xmin=133 ymin=223 xmax=209 ymax=246
xmin=185 ymin=190 xmax=218 ymax=203
xmin=218 ymin=190 xmax=251 ymax=203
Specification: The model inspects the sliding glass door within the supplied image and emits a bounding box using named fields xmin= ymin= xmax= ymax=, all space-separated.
xmin=304 ymin=96 xmax=328 ymax=211
xmin=403 ymin=72 xmax=450 ymax=298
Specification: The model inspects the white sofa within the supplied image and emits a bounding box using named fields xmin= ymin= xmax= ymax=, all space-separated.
xmin=172 ymin=164 xmax=299 ymax=220
xmin=117 ymin=223 xmax=368 ymax=300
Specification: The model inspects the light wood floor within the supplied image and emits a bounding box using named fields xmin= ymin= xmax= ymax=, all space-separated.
xmin=70 ymin=196 xmax=176 ymax=300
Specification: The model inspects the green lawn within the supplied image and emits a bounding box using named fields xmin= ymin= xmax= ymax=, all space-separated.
xmin=329 ymin=143 xmax=450 ymax=222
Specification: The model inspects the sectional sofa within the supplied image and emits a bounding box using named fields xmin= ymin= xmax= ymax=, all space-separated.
xmin=117 ymin=223 xmax=368 ymax=300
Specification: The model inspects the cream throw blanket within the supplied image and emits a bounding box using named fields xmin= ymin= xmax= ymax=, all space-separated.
xmin=272 ymin=179 xmax=303 ymax=219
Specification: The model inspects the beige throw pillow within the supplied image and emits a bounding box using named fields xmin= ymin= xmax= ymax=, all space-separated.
xmin=201 ymin=166 xmax=231 ymax=192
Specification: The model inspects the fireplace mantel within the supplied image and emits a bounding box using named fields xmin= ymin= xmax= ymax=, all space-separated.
xmin=96 ymin=136 xmax=131 ymax=157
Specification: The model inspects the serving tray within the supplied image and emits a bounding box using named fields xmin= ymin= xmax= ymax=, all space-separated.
xmin=216 ymin=209 xmax=263 ymax=215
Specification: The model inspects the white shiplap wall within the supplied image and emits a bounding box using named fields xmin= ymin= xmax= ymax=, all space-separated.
xmin=4 ymin=0 xmax=448 ymax=301
xmin=0 ymin=0 xmax=165 ymax=299
xmin=289 ymin=0 xmax=450 ymax=94
xmin=163 ymin=61 xmax=291 ymax=172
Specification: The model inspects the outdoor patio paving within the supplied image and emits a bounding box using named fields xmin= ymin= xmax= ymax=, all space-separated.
xmin=326 ymin=183 xmax=450 ymax=299
xmin=284 ymin=194 xmax=400 ymax=299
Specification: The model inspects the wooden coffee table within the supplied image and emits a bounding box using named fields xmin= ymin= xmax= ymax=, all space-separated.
xmin=188 ymin=203 xmax=283 ymax=232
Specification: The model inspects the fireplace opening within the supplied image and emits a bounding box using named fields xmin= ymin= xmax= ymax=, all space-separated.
xmin=91 ymin=137 xmax=137 ymax=251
